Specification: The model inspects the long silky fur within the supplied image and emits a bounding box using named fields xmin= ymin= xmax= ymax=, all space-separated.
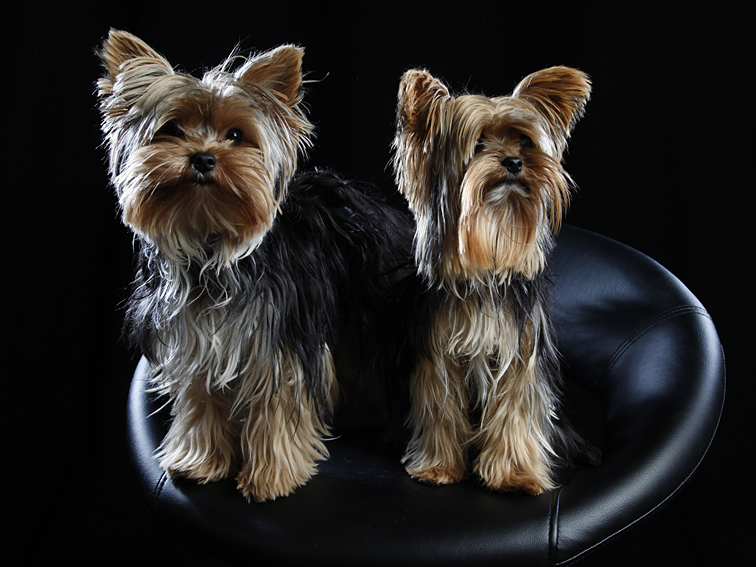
xmin=393 ymin=66 xmax=598 ymax=494
xmin=401 ymin=270 xmax=587 ymax=491
xmin=125 ymin=169 xmax=414 ymax=498
xmin=127 ymin=170 xmax=412 ymax=409
xmin=98 ymin=30 xmax=415 ymax=502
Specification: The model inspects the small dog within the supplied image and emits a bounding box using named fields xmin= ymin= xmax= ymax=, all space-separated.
xmin=98 ymin=30 xmax=411 ymax=502
xmin=392 ymin=66 xmax=596 ymax=494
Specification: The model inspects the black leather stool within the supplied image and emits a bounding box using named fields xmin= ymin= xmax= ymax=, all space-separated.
xmin=127 ymin=225 xmax=725 ymax=566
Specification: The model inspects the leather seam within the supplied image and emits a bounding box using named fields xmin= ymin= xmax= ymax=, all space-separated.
xmin=598 ymin=306 xmax=710 ymax=386
xmin=548 ymin=486 xmax=564 ymax=566
xmin=153 ymin=471 xmax=169 ymax=518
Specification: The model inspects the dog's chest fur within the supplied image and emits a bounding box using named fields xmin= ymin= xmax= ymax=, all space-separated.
xmin=156 ymin=268 xmax=275 ymax=390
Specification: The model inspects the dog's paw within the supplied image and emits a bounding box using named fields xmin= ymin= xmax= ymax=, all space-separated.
xmin=165 ymin=454 xmax=236 ymax=484
xmin=406 ymin=464 xmax=467 ymax=485
xmin=236 ymin=459 xmax=317 ymax=502
xmin=161 ymin=443 xmax=236 ymax=484
xmin=474 ymin=452 xmax=554 ymax=495
xmin=482 ymin=470 xmax=551 ymax=495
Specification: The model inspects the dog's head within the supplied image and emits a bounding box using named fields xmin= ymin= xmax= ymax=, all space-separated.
xmin=97 ymin=30 xmax=313 ymax=264
xmin=393 ymin=66 xmax=590 ymax=286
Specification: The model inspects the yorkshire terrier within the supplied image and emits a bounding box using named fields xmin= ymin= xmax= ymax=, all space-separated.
xmin=97 ymin=30 xmax=411 ymax=502
xmin=392 ymin=66 xmax=597 ymax=494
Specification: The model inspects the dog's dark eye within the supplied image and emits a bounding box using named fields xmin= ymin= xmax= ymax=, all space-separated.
xmin=519 ymin=134 xmax=533 ymax=148
xmin=155 ymin=121 xmax=185 ymax=140
xmin=225 ymin=128 xmax=244 ymax=146
xmin=474 ymin=139 xmax=485 ymax=154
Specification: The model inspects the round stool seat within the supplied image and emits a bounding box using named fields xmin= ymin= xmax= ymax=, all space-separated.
xmin=127 ymin=225 xmax=725 ymax=566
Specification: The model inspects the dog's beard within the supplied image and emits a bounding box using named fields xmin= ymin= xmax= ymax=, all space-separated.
xmin=432 ymin=150 xmax=569 ymax=285
xmin=117 ymin=140 xmax=282 ymax=266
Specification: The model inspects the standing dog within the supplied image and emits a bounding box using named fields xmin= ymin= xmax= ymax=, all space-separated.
xmin=393 ymin=66 xmax=596 ymax=494
xmin=98 ymin=30 xmax=411 ymax=501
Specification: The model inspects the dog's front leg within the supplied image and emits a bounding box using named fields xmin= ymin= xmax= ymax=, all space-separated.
xmin=402 ymin=350 xmax=471 ymax=485
xmin=158 ymin=375 xmax=240 ymax=483
xmin=236 ymin=349 xmax=334 ymax=502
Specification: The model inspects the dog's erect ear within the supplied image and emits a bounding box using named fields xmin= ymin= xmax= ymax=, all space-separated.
xmin=98 ymin=29 xmax=173 ymax=85
xmin=235 ymin=45 xmax=304 ymax=108
xmin=397 ymin=69 xmax=450 ymax=135
xmin=512 ymin=66 xmax=591 ymax=137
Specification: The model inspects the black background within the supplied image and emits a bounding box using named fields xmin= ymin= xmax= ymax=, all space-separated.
xmin=5 ymin=1 xmax=750 ymax=565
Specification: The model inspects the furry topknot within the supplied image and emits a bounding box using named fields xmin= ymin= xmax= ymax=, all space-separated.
xmin=392 ymin=66 xmax=597 ymax=495
xmin=97 ymin=30 xmax=413 ymax=502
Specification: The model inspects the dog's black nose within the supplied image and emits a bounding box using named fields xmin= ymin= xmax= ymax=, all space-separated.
xmin=502 ymin=156 xmax=523 ymax=174
xmin=190 ymin=152 xmax=217 ymax=174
